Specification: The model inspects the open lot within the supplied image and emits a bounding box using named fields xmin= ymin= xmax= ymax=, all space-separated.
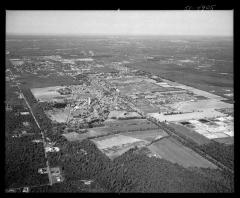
xmin=187 ymin=117 xmax=234 ymax=140
xmin=62 ymin=127 xmax=111 ymax=142
xmin=104 ymin=118 xmax=160 ymax=133
xmin=46 ymin=108 xmax=71 ymax=123
xmin=31 ymin=86 xmax=69 ymax=102
xmin=92 ymin=134 xmax=145 ymax=149
xmin=91 ymin=134 xmax=148 ymax=159
xmin=112 ymin=79 xmax=179 ymax=95
xmin=31 ymin=85 xmax=95 ymax=102
xmin=148 ymin=137 xmax=217 ymax=169
xmin=147 ymin=109 xmax=225 ymax=122
xmin=119 ymin=129 xmax=169 ymax=142
xmin=169 ymin=99 xmax=233 ymax=113
xmin=135 ymin=100 xmax=158 ymax=114
xmin=107 ymin=76 xmax=144 ymax=84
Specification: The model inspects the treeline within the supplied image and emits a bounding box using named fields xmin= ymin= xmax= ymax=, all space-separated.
xmin=200 ymin=142 xmax=234 ymax=170
xmin=32 ymin=104 xmax=52 ymax=134
xmin=58 ymin=139 xmax=231 ymax=193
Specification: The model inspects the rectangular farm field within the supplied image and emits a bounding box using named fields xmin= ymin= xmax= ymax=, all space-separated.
xmin=148 ymin=137 xmax=217 ymax=169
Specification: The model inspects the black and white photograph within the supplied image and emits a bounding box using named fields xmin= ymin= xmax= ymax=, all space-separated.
xmin=5 ymin=10 xmax=234 ymax=193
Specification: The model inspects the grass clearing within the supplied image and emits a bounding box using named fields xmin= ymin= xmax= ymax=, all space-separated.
xmin=148 ymin=137 xmax=217 ymax=169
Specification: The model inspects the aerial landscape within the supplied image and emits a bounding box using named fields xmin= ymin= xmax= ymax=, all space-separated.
xmin=5 ymin=11 xmax=234 ymax=193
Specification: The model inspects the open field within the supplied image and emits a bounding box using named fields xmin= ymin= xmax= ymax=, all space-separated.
xmin=109 ymin=77 xmax=184 ymax=95
xmin=187 ymin=117 xmax=234 ymax=139
xmin=173 ymin=84 xmax=226 ymax=100
xmin=62 ymin=127 xmax=111 ymax=142
xmin=31 ymin=86 xmax=69 ymax=102
xmin=107 ymin=76 xmax=144 ymax=84
xmin=147 ymin=109 xmax=225 ymax=122
xmin=19 ymin=73 xmax=78 ymax=89
xmin=31 ymin=85 xmax=96 ymax=102
xmin=46 ymin=108 xmax=71 ymax=123
xmin=92 ymin=134 xmax=145 ymax=149
xmin=135 ymin=100 xmax=158 ymax=114
xmin=62 ymin=119 xmax=167 ymax=143
xmin=169 ymin=99 xmax=233 ymax=112
xmin=148 ymin=137 xmax=217 ymax=169
xmin=104 ymin=118 xmax=160 ymax=133
xmin=119 ymin=129 xmax=169 ymax=142
xmin=92 ymin=134 xmax=148 ymax=159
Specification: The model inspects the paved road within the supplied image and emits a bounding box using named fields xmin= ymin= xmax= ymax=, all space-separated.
xmin=8 ymin=69 xmax=53 ymax=186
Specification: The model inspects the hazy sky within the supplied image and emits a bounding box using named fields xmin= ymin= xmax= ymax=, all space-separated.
xmin=6 ymin=10 xmax=233 ymax=36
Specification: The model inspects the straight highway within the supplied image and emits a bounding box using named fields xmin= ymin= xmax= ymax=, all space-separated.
xmin=8 ymin=69 xmax=53 ymax=187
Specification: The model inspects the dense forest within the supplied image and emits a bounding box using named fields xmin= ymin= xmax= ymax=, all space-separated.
xmin=200 ymin=142 xmax=234 ymax=170
xmin=5 ymin=97 xmax=50 ymax=189
xmin=22 ymin=87 xmax=54 ymax=137
xmin=5 ymin=136 xmax=49 ymax=188
xmin=50 ymin=139 xmax=232 ymax=193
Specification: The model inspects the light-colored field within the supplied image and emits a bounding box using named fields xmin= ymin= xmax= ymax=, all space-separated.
xmin=147 ymin=109 xmax=225 ymax=122
xmin=119 ymin=129 xmax=169 ymax=142
xmin=116 ymin=81 xmax=169 ymax=95
xmin=188 ymin=118 xmax=234 ymax=139
xmin=104 ymin=118 xmax=160 ymax=133
xmin=10 ymin=59 xmax=24 ymax=66
xmin=108 ymin=77 xmax=144 ymax=84
xmin=62 ymin=127 xmax=111 ymax=142
xmin=46 ymin=108 xmax=71 ymax=123
xmin=92 ymin=134 xmax=146 ymax=150
xmin=135 ymin=102 xmax=158 ymax=114
xmin=203 ymin=133 xmax=229 ymax=139
xmin=31 ymin=86 xmax=67 ymax=102
xmin=76 ymin=58 xmax=94 ymax=62
xmin=148 ymin=137 xmax=217 ymax=169
xmin=92 ymin=134 xmax=148 ymax=159
xmin=173 ymin=84 xmax=225 ymax=100
xmin=87 ymin=127 xmax=112 ymax=136
xmin=169 ymin=99 xmax=233 ymax=112
xmin=31 ymin=85 xmax=91 ymax=102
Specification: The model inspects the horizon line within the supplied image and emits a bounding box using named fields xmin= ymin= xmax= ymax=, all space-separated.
xmin=6 ymin=33 xmax=233 ymax=37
